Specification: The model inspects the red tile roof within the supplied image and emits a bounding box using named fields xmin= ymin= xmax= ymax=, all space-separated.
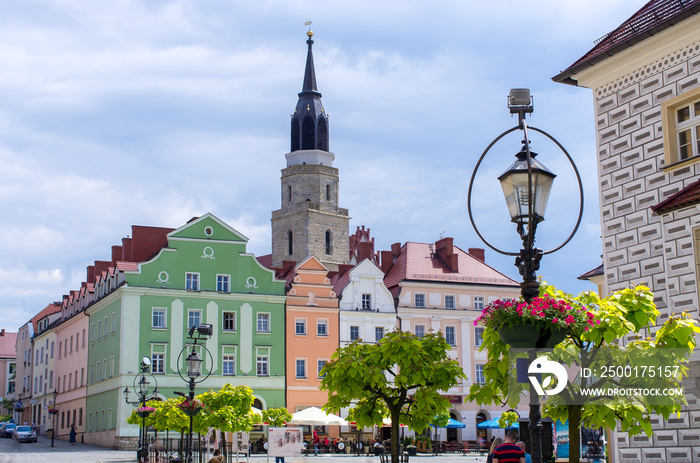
xmin=578 ymin=264 xmax=604 ymax=281
xmin=0 ymin=331 xmax=17 ymax=359
xmin=651 ymin=179 xmax=700 ymax=213
xmin=553 ymin=0 xmax=700 ymax=85
xmin=383 ymin=242 xmax=519 ymax=290
xmin=30 ymin=303 xmax=62 ymax=333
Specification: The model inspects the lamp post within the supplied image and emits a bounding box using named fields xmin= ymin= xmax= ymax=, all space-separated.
xmin=51 ymin=390 xmax=58 ymax=447
xmin=177 ymin=324 xmax=213 ymax=463
xmin=124 ymin=358 xmax=159 ymax=463
xmin=467 ymin=89 xmax=584 ymax=463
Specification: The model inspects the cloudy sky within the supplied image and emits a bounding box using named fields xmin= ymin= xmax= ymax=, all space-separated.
xmin=1 ymin=0 xmax=641 ymax=330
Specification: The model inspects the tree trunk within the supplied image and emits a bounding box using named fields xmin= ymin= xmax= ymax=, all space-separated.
xmin=390 ymin=408 xmax=401 ymax=463
xmin=221 ymin=429 xmax=228 ymax=458
xmin=568 ymin=404 xmax=582 ymax=463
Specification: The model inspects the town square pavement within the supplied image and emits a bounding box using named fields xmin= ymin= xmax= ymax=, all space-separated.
xmin=0 ymin=434 xmax=488 ymax=463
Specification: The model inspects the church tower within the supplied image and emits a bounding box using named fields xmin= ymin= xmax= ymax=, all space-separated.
xmin=271 ymin=30 xmax=350 ymax=270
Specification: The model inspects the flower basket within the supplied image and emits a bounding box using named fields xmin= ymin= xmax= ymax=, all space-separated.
xmin=48 ymin=408 xmax=59 ymax=416
xmin=136 ymin=406 xmax=155 ymax=418
xmin=475 ymin=295 xmax=597 ymax=348
xmin=177 ymin=399 xmax=203 ymax=417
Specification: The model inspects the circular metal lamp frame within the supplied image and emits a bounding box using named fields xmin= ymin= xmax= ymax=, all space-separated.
xmin=176 ymin=343 xmax=214 ymax=385
xmin=467 ymin=124 xmax=584 ymax=257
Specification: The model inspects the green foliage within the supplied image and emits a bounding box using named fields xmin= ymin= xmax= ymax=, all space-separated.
xmin=198 ymin=384 xmax=261 ymax=434
xmin=498 ymin=411 xmax=519 ymax=429
xmin=320 ymin=330 xmax=465 ymax=463
xmin=126 ymin=398 xmax=191 ymax=433
xmin=262 ymin=407 xmax=292 ymax=427
xmin=467 ymin=281 xmax=700 ymax=463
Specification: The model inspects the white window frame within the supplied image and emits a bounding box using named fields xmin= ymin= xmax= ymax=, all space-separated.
xmin=350 ymin=326 xmax=360 ymax=341
xmin=445 ymin=325 xmax=456 ymax=346
xmin=474 ymin=296 xmax=485 ymax=311
xmin=222 ymin=311 xmax=237 ymax=332
xmin=415 ymin=324 xmax=426 ymax=338
xmin=256 ymin=348 xmax=270 ymax=376
xmin=217 ymin=274 xmax=230 ymax=293
xmin=662 ymin=87 xmax=700 ymax=169
xmin=317 ymin=359 xmax=328 ymax=378
xmin=445 ymin=294 xmax=455 ymax=309
xmin=361 ymin=293 xmax=372 ymax=310
xmin=475 ymin=327 xmax=484 ymax=347
xmin=295 ymin=318 xmax=307 ymax=336
xmin=295 ymin=358 xmax=307 ymax=379
xmin=475 ymin=364 xmax=485 ymax=384
xmin=414 ymin=293 xmax=426 ymax=308
xmin=151 ymin=344 xmax=167 ymax=374
xmin=186 ymin=272 xmax=200 ymax=291
xmin=111 ymin=312 xmax=116 ymax=334
xmin=375 ymin=326 xmax=384 ymax=342
xmin=188 ymin=309 xmax=202 ymax=330
xmin=317 ymin=319 xmax=328 ymax=337
xmin=257 ymin=313 xmax=270 ymax=333
xmin=152 ymin=308 xmax=167 ymax=329
xmin=222 ymin=346 xmax=236 ymax=376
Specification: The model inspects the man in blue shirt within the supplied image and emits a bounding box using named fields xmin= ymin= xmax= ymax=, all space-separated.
xmin=516 ymin=441 xmax=532 ymax=463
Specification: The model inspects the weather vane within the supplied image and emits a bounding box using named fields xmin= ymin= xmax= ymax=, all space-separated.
xmin=305 ymin=17 xmax=312 ymax=31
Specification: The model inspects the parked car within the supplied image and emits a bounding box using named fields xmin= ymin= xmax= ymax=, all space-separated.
xmin=0 ymin=423 xmax=6 ymax=436
xmin=3 ymin=423 xmax=17 ymax=438
xmin=12 ymin=425 xmax=37 ymax=443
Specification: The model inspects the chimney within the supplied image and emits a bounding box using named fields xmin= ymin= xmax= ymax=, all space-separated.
xmin=357 ymin=241 xmax=374 ymax=263
xmin=468 ymin=248 xmax=485 ymax=263
xmin=380 ymin=250 xmax=394 ymax=274
xmin=1 ymin=329 xmax=4 ymax=336
xmin=86 ymin=265 xmax=95 ymax=283
xmin=122 ymin=237 xmax=133 ymax=261
xmin=391 ymin=242 xmax=402 ymax=258
xmin=111 ymin=245 xmax=123 ymax=265
xmin=436 ymin=237 xmax=459 ymax=272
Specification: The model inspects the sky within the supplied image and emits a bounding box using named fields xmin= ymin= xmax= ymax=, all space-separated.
xmin=0 ymin=0 xmax=642 ymax=331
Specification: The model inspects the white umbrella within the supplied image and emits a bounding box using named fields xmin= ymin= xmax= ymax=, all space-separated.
xmin=288 ymin=406 xmax=348 ymax=426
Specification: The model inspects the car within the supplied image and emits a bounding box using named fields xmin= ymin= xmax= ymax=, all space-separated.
xmin=0 ymin=423 xmax=6 ymax=436
xmin=3 ymin=423 xmax=17 ymax=438
xmin=12 ymin=425 xmax=37 ymax=443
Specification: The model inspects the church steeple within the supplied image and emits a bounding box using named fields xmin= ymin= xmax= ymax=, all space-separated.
xmin=291 ymin=30 xmax=329 ymax=153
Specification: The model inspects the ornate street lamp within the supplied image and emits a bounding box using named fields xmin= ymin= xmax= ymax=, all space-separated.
xmin=177 ymin=325 xmax=213 ymax=463
xmin=467 ymin=89 xmax=584 ymax=463
xmin=124 ymin=358 xmax=159 ymax=463
xmin=50 ymin=390 xmax=59 ymax=447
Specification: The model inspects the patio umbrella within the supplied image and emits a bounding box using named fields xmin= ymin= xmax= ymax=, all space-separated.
xmin=430 ymin=417 xmax=466 ymax=428
xmin=477 ymin=419 xmax=517 ymax=429
xmin=288 ymin=406 xmax=348 ymax=426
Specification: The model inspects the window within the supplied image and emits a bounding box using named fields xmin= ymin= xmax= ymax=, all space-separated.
xmin=257 ymin=355 xmax=269 ymax=376
xmin=91 ymin=323 xmax=96 ymax=343
xmin=217 ymin=275 xmax=230 ymax=293
xmin=50 ymin=342 xmax=54 ymax=358
xmin=325 ymin=230 xmax=333 ymax=255
xmin=474 ymin=296 xmax=485 ymax=311
xmin=152 ymin=308 xmax=166 ymax=329
xmin=152 ymin=353 xmax=165 ymax=374
xmin=49 ymin=371 xmax=53 ymax=389
xmin=223 ymin=351 xmax=236 ymax=376
xmin=317 ymin=320 xmax=328 ymax=337
xmin=188 ymin=309 xmax=202 ymax=329
xmin=662 ymin=89 xmax=700 ymax=167
xmin=288 ymin=185 xmax=292 ymax=202
xmin=222 ymin=312 xmax=236 ymax=331
xmin=445 ymin=295 xmax=455 ymax=309
xmin=475 ymin=364 xmax=485 ymax=384
xmin=318 ymin=360 xmax=327 ymax=378
xmin=186 ymin=273 xmax=200 ymax=291
xmin=287 ymin=231 xmax=293 ymax=255
xmin=295 ymin=359 xmax=307 ymax=378
xmin=96 ymin=321 xmax=101 ymax=341
xmin=111 ymin=313 xmax=116 ymax=333
xmin=103 ymin=316 xmax=108 ymax=337
xmin=59 ymin=341 xmax=62 ymax=357
xmin=326 ymin=184 xmax=331 ymax=201
xmin=414 ymin=293 xmax=426 ymax=308
xmin=295 ymin=319 xmax=307 ymax=335
xmin=475 ymin=327 xmax=484 ymax=347
xmin=96 ymin=362 xmax=100 ymax=382
xmin=257 ymin=313 xmax=270 ymax=333
xmin=362 ymin=293 xmax=372 ymax=310
xmin=415 ymin=324 xmax=425 ymax=338
xmin=445 ymin=326 xmax=456 ymax=346
xmin=375 ymin=327 xmax=384 ymax=342
xmin=350 ymin=326 xmax=360 ymax=341
xmin=82 ymin=329 xmax=86 ymax=347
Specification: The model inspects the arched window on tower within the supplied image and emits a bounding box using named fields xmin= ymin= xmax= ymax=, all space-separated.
xmin=291 ymin=119 xmax=300 ymax=152
xmin=302 ymin=116 xmax=315 ymax=150
xmin=317 ymin=118 xmax=329 ymax=151
xmin=325 ymin=230 xmax=333 ymax=255
xmin=288 ymin=231 xmax=293 ymax=256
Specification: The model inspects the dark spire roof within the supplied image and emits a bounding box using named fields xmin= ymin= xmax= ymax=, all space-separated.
xmin=290 ymin=30 xmax=330 ymax=153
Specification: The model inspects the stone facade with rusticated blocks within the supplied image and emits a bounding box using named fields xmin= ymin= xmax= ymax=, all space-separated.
xmin=271 ymin=161 xmax=350 ymax=271
xmin=554 ymin=2 xmax=700 ymax=462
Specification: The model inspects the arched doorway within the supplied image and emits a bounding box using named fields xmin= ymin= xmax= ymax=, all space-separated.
xmin=447 ymin=412 xmax=459 ymax=442
xmin=476 ymin=411 xmax=490 ymax=449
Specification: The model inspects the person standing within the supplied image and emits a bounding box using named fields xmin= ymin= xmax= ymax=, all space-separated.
xmin=69 ymin=424 xmax=77 ymax=445
xmin=492 ymin=431 xmax=525 ymax=463
xmin=515 ymin=441 xmax=532 ymax=463
xmin=486 ymin=437 xmax=503 ymax=463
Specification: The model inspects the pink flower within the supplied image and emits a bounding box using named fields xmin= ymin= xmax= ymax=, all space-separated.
xmin=565 ymin=315 xmax=575 ymax=325
xmin=552 ymin=318 xmax=558 ymax=323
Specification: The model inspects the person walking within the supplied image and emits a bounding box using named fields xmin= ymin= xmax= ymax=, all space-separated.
xmin=492 ymin=431 xmax=525 ymax=463
xmin=515 ymin=441 xmax=532 ymax=463
xmin=69 ymin=424 xmax=77 ymax=445
xmin=486 ymin=437 xmax=503 ymax=463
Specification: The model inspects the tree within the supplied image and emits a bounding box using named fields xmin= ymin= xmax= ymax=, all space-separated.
xmin=198 ymin=384 xmax=261 ymax=456
xmin=320 ymin=330 xmax=466 ymax=463
xmin=468 ymin=282 xmax=699 ymax=463
xmin=262 ymin=408 xmax=292 ymax=427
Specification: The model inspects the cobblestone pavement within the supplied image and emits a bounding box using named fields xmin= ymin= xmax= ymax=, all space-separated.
xmin=0 ymin=434 xmax=488 ymax=463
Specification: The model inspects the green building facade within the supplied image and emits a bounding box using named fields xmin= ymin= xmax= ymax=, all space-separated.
xmin=84 ymin=213 xmax=286 ymax=449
